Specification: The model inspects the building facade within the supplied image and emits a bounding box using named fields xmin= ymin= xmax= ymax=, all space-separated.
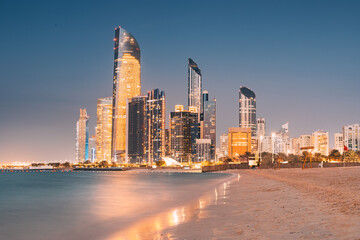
xmin=145 ymin=89 xmax=166 ymax=164
xmin=96 ymin=97 xmax=113 ymax=163
xmin=257 ymin=118 xmax=266 ymax=139
xmin=343 ymin=124 xmax=360 ymax=151
xmin=195 ymin=139 xmax=212 ymax=162
xmin=202 ymin=91 xmax=216 ymax=161
xmin=312 ymin=130 xmax=329 ymax=156
xmin=239 ymin=86 xmax=257 ymax=137
xmin=76 ymin=108 xmax=89 ymax=163
xmin=170 ymin=106 xmax=199 ymax=163
xmin=88 ymin=135 xmax=96 ymax=163
xmin=219 ymin=133 xmax=229 ymax=158
xmin=188 ymin=58 xmax=202 ymax=115
xmin=334 ymin=132 xmax=344 ymax=154
xmin=300 ymin=135 xmax=312 ymax=149
xmin=127 ymin=96 xmax=147 ymax=164
xmin=111 ymin=27 xmax=141 ymax=162
xmin=228 ymin=127 xmax=251 ymax=158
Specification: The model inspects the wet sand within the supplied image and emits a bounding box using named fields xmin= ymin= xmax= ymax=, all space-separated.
xmin=158 ymin=167 xmax=360 ymax=239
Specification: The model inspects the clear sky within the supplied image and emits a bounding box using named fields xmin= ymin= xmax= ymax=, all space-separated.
xmin=0 ymin=0 xmax=359 ymax=163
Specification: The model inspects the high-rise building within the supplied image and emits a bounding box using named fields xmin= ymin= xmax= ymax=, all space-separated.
xmin=219 ymin=133 xmax=229 ymax=158
xmin=202 ymin=91 xmax=216 ymax=161
xmin=111 ymin=27 xmax=141 ymax=162
xmin=170 ymin=105 xmax=199 ymax=163
xmin=334 ymin=132 xmax=344 ymax=154
xmin=343 ymin=124 xmax=360 ymax=151
xmin=165 ymin=129 xmax=171 ymax=156
xmin=260 ymin=136 xmax=273 ymax=153
xmin=239 ymin=86 xmax=257 ymax=137
xmin=127 ymin=96 xmax=147 ymax=164
xmin=88 ymin=135 xmax=96 ymax=163
xmin=145 ymin=89 xmax=166 ymax=164
xmin=257 ymin=118 xmax=266 ymax=139
xmin=188 ymin=58 xmax=202 ymax=115
xmin=76 ymin=109 xmax=89 ymax=163
xmin=195 ymin=139 xmax=212 ymax=162
xmin=228 ymin=127 xmax=251 ymax=158
xmin=312 ymin=130 xmax=329 ymax=156
xmin=291 ymin=137 xmax=301 ymax=155
xmin=300 ymin=135 xmax=312 ymax=149
xmin=96 ymin=97 xmax=113 ymax=163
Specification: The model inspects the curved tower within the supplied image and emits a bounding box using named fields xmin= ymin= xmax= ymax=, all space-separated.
xmin=239 ymin=86 xmax=256 ymax=137
xmin=188 ymin=58 xmax=202 ymax=114
xmin=112 ymin=27 xmax=141 ymax=161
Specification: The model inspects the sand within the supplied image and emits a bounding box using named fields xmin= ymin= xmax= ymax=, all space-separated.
xmin=157 ymin=167 xmax=360 ymax=239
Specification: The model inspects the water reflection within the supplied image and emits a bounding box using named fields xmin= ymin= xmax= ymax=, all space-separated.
xmin=106 ymin=174 xmax=239 ymax=239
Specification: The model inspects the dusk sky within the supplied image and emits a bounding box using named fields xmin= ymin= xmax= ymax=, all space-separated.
xmin=0 ymin=0 xmax=359 ymax=163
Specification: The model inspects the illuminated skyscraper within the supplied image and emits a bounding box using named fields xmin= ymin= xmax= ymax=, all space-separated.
xmin=96 ymin=97 xmax=113 ymax=163
xmin=76 ymin=109 xmax=89 ymax=163
xmin=170 ymin=105 xmax=199 ymax=162
xmin=112 ymin=27 xmax=141 ymax=161
xmin=188 ymin=58 xmax=202 ymax=114
xmin=202 ymin=91 xmax=216 ymax=160
xmin=145 ymin=89 xmax=166 ymax=164
xmin=239 ymin=86 xmax=257 ymax=137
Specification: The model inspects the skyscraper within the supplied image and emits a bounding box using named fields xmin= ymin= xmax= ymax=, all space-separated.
xmin=76 ymin=109 xmax=89 ymax=163
xmin=112 ymin=27 xmax=141 ymax=162
xmin=239 ymin=86 xmax=257 ymax=137
xmin=257 ymin=118 xmax=266 ymax=139
xmin=170 ymin=105 xmax=199 ymax=162
xmin=127 ymin=96 xmax=147 ymax=163
xmin=202 ymin=91 xmax=216 ymax=160
xmin=96 ymin=97 xmax=113 ymax=163
xmin=188 ymin=58 xmax=202 ymax=114
xmin=88 ymin=135 xmax=96 ymax=163
xmin=145 ymin=89 xmax=166 ymax=164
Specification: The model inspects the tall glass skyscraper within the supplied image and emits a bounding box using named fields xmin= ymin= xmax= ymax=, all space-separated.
xmin=145 ymin=89 xmax=166 ymax=164
xmin=76 ymin=108 xmax=89 ymax=163
xmin=188 ymin=58 xmax=202 ymax=115
xmin=96 ymin=97 xmax=113 ymax=163
xmin=202 ymin=91 xmax=216 ymax=160
xmin=127 ymin=96 xmax=147 ymax=163
xmin=239 ymin=86 xmax=257 ymax=137
xmin=111 ymin=27 xmax=141 ymax=162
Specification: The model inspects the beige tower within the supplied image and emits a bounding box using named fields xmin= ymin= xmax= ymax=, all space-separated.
xmin=111 ymin=27 xmax=141 ymax=162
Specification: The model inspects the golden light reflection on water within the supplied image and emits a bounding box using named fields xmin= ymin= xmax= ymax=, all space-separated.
xmin=106 ymin=174 xmax=239 ymax=240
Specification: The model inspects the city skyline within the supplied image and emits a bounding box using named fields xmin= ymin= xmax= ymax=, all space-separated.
xmin=1 ymin=0 xmax=360 ymax=163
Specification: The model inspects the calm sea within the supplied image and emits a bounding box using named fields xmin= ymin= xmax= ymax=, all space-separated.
xmin=0 ymin=171 xmax=231 ymax=239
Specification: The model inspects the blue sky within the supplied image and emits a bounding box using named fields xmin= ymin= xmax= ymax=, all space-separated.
xmin=0 ymin=0 xmax=359 ymax=163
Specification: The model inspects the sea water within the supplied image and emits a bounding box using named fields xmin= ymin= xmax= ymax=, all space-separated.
xmin=0 ymin=171 xmax=230 ymax=239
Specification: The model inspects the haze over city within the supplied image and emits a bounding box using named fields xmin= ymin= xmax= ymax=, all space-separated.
xmin=1 ymin=0 xmax=359 ymax=163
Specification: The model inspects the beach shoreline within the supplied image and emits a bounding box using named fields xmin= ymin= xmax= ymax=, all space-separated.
xmin=158 ymin=167 xmax=360 ymax=239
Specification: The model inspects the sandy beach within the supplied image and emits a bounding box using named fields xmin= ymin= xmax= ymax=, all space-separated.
xmin=157 ymin=167 xmax=360 ymax=239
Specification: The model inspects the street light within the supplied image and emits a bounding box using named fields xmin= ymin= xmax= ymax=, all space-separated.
xmin=272 ymin=132 xmax=276 ymax=163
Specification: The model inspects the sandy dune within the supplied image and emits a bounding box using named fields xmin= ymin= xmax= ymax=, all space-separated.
xmin=159 ymin=167 xmax=360 ymax=239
